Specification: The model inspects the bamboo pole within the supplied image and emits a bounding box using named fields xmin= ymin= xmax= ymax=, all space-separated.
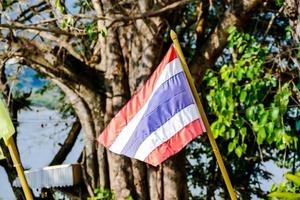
xmin=170 ymin=30 xmax=237 ymax=200
xmin=7 ymin=137 xmax=33 ymax=200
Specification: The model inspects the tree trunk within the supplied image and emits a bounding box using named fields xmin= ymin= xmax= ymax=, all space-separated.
xmin=2 ymin=0 xmax=270 ymax=198
xmin=284 ymin=1 xmax=300 ymax=80
xmin=191 ymin=0 xmax=263 ymax=86
xmin=284 ymin=0 xmax=300 ymax=43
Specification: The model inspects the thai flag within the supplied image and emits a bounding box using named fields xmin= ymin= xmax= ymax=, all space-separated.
xmin=98 ymin=45 xmax=206 ymax=166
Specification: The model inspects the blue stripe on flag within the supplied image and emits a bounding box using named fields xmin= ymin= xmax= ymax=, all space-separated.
xmin=120 ymin=72 xmax=194 ymax=157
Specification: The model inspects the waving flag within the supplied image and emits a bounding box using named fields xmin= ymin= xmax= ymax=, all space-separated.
xmin=0 ymin=99 xmax=15 ymax=145
xmin=98 ymin=45 xmax=206 ymax=166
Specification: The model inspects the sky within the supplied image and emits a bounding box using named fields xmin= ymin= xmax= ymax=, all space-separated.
xmin=0 ymin=2 xmax=290 ymax=198
xmin=0 ymin=107 xmax=83 ymax=200
xmin=0 ymin=108 xmax=286 ymax=199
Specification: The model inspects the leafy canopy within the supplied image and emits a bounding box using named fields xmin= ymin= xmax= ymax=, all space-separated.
xmin=203 ymin=26 xmax=298 ymax=158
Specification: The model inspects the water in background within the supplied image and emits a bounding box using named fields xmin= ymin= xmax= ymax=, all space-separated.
xmin=0 ymin=108 xmax=286 ymax=200
xmin=0 ymin=107 xmax=83 ymax=200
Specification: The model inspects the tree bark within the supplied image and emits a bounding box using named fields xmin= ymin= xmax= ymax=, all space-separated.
xmin=191 ymin=0 xmax=263 ymax=86
xmin=284 ymin=0 xmax=300 ymax=43
xmin=1 ymin=0 xmax=268 ymax=199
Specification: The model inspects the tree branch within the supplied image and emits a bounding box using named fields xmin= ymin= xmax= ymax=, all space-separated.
xmin=52 ymin=79 xmax=97 ymax=195
xmin=191 ymin=0 xmax=263 ymax=86
xmin=9 ymin=22 xmax=85 ymax=63
xmin=0 ymin=22 xmax=85 ymax=36
xmin=49 ymin=120 xmax=81 ymax=166
xmin=106 ymin=0 xmax=194 ymax=27
xmin=15 ymin=1 xmax=49 ymax=22
xmin=5 ymin=37 xmax=105 ymax=94
xmin=76 ymin=0 xmax=193 ymax=21
xmin=0 ymin=0 xmax=193 ymax=36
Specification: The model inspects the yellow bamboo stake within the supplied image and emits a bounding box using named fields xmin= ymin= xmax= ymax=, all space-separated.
xmin=7 ymin=137 xmax=33 ymax=200
xmin=170 ymin=30 xmax=237 ymax=200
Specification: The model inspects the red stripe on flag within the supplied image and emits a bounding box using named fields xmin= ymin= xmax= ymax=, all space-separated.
xmin=98 ymin=46 xmax=178 ymax=147
xmin=144 ymin=119 xmax=205 ymax=166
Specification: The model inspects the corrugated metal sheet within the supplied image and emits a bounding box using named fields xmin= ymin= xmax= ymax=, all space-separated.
xmin=13 ymin=164 xmax=81 ymax=188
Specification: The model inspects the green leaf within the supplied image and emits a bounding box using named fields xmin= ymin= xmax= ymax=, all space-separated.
xmin=266 ymin=122 xmax=275 ymax=144
xmin=270 ymin=107 xmax=279 ymax=121
xmin=228 ymin=128 xmax=236 ymax=138
xmin=66 ymin=15 xmax=74 ymax=27
xmin=268 ymin=192 xmax=300 ymax=199
xmin=244 ymin=33 xmax=250 ymax=41
xmin=100 ymin=27 xmax=108 ymax=37
xmin=241 ymin=143 xmax=247 ymax=152
xmin=228 ymin=141 xmax=236 ymax=153
xmin=219 ymin=123 xmax=226 ymax=137
xmin=257 ymin=127 xmax=266 ymax=145
xmin=211 ymin=122 xmax=219 ymax=138
xmin=204 ymin=70 xmax=214 ymax=79
xmin=221 ymin=66 xmax=230 ymax=81
xmin=207 ymin=77 xmax=218 ymax=87
xmin=239 ymin=90 xmax=247 ymax=103
xmin=235 ymin=146 xmax=243 ymax=158
xmin=60 ymin=19 xmax=68 ymax=29
xmin=274 ymin=128 xmax=285 ymax=143
xmin=235 ymin=117 xmax=244 ymax=129
xmin=238 ymin=45 xmax=246 ymax=53
xmin=275 ymin=0 xmax=284 ymax=6
xmin=282 ymin=134 xmax=292 ymax=145
xmin=236 ymin=68 xmax=244 ymax=81
xmin=86 ymin=24 xmax=97 ymax=40
xmin=246 ymin=68 xmax=254 ymax=79
xmin=285 ymin=174 xmax=300 ymax=185
xmin=266 ymin=122 xmax=274 ymax=134
xmin=125 ymin=196 xmax=134 ymax=200
xmin=55 ymin=0 xmax=65 ymax=13
xmin=240 ymin=127 xmax=247 ymax=137
xmin=259 ymin=112 xmax=268 ymax=125
xmin=220 ymin=91 xmax=227 ymax=109
xmin=246 ymin=106 xmax=255 ymax=121
xmin=227 ymin=26 xmax=236 ymax=34
xmin=251 ymin=121 xmax=260 ymax=132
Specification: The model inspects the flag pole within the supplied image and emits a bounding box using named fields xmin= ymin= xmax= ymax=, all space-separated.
xmin=170 ymin=30 xmax=237 ymax=200
xmin=6 ymin=137 xmax=33 ymax=200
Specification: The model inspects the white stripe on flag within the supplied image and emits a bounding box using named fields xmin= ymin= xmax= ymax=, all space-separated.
xmin=133 ymin=104 xmax=200 ymax=161
xmin=109 ymin=58 xmax=183 ymax=154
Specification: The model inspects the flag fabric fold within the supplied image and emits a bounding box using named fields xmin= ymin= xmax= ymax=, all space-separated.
xmin=0 ymin=99 xmax=15 ymax=145
xmin=98 ymin=45 xmax=206 ymax=166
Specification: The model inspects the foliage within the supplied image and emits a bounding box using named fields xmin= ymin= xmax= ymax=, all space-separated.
xmin=88 ymin=188 xmax=115 ymax=200
xmin=203 ymin=26 xmax=298 ymax=158
xmin=1 ymin=0 xmax=300 ymax=199
xmin=187 ymin=23 xmax=300 ymax=199
xmin=85 ymin=23 xmax=107 ymax=41
xmin=275 ymin=0 xmax=285 ymax=7
xmin=1 ymin=0 xmax=15 ymax=11
xmin=88 ymin=187 xmax=134 ymax=200
xmin=60 ymin=16 xmax=75 ymax=30
xmin=268 ymin=171 xmax=300 ymax=199
xmin=85 ymin=23 xmax=98 ymax=40
xmin=30 ymin=82 xmax=75 ymax=117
